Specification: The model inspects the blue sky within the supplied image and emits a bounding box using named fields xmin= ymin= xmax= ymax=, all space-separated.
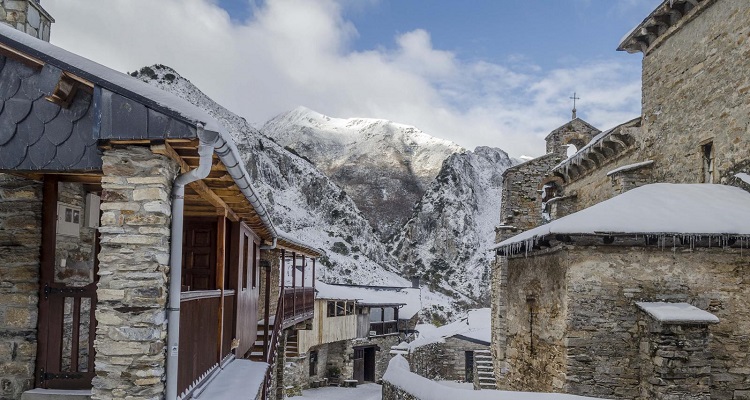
xmin=45 ymin=0 xmax=661 ymax=157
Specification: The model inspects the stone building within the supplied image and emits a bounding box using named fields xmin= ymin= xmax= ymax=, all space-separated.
xmin=0 ymin=10 xmax=322 ymax=400
xmin=407 ymin=308 xmax=493 ymax=389
xmin=284 ymin=282 xmax=420 ymax=393
xmin=491 ymin=0 xmax=750 ymax=399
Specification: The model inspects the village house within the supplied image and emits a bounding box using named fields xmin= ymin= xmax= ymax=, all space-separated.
xmin=0 ymin=3 xmax=324 ymax=400
xmin=405 ymin=308 xmax=494 ymax=390
xmin=491 ymin=0 xmax=750 ymax=399
xmin=282 ymin=281 xmax=420 ymax=393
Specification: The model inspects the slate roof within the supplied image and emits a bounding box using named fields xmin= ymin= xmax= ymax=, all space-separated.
xmin=0 ymin=56 xmax=100 ymax=170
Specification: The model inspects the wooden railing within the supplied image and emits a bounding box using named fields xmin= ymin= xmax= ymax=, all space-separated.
xmin=282 ymin=287 xmax=314 ymax=326
xmin=261 ymin=290 xmax=284 ymax=400
xmin=178 ymin=290 xmax=235 ymax=397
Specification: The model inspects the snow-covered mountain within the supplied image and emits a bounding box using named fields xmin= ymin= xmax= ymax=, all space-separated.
xmin=131 ymin=65 xmax=458 ymax=319
xmin=388 ymin=147 xmax=516 ymax=304
xmin=260 ymin=107 xmax=464 ymax=240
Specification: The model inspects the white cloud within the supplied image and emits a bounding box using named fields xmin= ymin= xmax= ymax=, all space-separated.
xmin=43 ymin=0 xmax=642 ymax=157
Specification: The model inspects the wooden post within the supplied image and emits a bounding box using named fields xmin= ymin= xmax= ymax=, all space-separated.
xmin=35 ymin=175 xmax=58 ymax=387
xmin=263 ymin=255 xmax=271 ymax=359
xmin=292 ymin=252 xmax=296 ymax=288
xmin=216 ymin=216 xmax=227 ymax=361
xmin=312 ymin=258 xmax=316 ymax=289
xmin=301 ymin=255 xmax=305 ymax=288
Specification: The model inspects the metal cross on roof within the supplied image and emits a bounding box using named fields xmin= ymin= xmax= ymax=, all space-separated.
xmin=570 ymin=92 xmax=580 ymax=119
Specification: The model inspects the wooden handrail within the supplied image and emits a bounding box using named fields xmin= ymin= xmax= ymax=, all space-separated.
xmin=262 ymin=288 xmax=285 ymax=400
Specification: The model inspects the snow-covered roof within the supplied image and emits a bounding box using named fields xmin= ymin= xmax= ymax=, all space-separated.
xmin=735 ymin=173 xmax=750 ymax=186
xmin=493 ymin=183 xmax=750 ymax=253
xmin=410 ymin=308 xmax=491 ymax=349
xmin=314 ymin=281 xmax=421 ymax=319
xmin=636 ymin=302 xmax=719 ymax=324
xmin=606 ymin=160 xmax=654 ymax=176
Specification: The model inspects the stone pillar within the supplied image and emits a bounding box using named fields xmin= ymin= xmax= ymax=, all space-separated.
xmin=0 ymin=0 xmax=54 ymax=42
xmin=259 ymin=249 xmax=281 ymax=318
xmin=0 ymin=174 xmax=41 ymax=400
xmin=94 ymin=147 xmax=178 ymax=400
xmin=490 ymin=256 xmax=508 ymax=388
xmin=637 ymin=306 xmax=716 ymax=400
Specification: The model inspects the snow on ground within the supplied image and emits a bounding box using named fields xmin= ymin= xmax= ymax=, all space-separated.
xmin=437 ymin=380 xmax=473 ymax=389
xmin=384 ymin=355 xmax=607 ymax=400
xmin=294 ymin=383 xmax=382 ymax=400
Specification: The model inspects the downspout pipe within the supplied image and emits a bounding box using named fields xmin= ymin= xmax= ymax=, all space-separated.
xmin=166 ymin=128 xmax=215 ymax=400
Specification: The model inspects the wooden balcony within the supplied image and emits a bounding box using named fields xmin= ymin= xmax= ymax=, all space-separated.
xmin=282 ymin=287 xmax=314 ymax=328
xmin=178 ymin=290 xmax=235 ymax=396
xmin=369 ymin=321 xmax=399 ymax=337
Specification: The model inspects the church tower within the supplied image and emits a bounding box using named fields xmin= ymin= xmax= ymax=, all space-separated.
xmin=0 ymin=0 xmax=54 ymax=42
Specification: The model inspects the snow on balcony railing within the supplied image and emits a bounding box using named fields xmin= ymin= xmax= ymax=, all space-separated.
xmin=382 ymin=355 xmax=605 ymax=400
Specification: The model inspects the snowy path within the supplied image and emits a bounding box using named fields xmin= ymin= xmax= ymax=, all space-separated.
xmin=294 ymin=383 xmax=382 ymax=400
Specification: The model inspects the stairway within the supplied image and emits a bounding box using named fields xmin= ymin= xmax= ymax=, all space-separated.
xmin=249 ymin=317 xmax=275 ymax=362
xmin=474 ymin=349 xmax=497 ymax=390
xmin=285 ymin=330 xmax=299 ymax=358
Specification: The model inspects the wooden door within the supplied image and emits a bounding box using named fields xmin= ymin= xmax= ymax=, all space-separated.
xmin=465 ymin=351 xmax=474 ymax=382
xmin=35 ymin=178 xmax=97 ymax=389
xmin=182 ymin=218 xmax=218 ymax=291
xmin=353 ymin=348 xmax=365 ymax=383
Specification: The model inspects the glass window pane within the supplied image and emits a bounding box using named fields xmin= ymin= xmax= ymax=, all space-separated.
xmin=384 ymin=307 xmax=395 ymax=321
xmin=369 ymin=307 xmax=382 ymax=322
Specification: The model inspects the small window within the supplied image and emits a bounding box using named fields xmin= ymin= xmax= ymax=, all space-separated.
xmin=346 ymin=302 xmax=354 ymax=315
xmin=327 ymin=301 xmax=335 ymax=317
xmin=336 ymin=301 xmax=346 ymax=316
xmin=702 ymin=142 xmax=714 ymax=183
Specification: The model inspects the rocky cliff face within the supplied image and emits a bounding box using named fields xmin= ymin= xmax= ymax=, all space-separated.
xmin=131 ymin=65 xmax=407 ymax=286
xmin=388 ymin=147 xmax=516 ymax=304
xmin=133 ymin=64 xmax=512 ymax=321
xmin=260 ymin=107 xmax=463 ymax=240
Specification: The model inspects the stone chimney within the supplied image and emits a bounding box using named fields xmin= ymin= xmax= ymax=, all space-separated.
xmin=0 ymin=0 xmax=54 ymax=42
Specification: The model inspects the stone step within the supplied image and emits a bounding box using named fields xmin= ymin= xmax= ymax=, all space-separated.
xmin=477 ymin=371 xmax=494 ymax=377
xmin=476 ymin=361 xmax=493 ymax=366
xmin=21 ymin=389 xmax=91 ymax=400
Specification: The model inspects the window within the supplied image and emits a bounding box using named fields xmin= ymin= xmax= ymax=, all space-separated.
xmin=383 ymin=307 xmax=395 ymax=321
xmin=327 ymin=301 xmax=354 ymax=317
xmin=369 ymin=307 xmax=382 ymax=322
xmin=702 ymin=141 xmax=714 ymax=183
xmin=336 ymin=301 xmax=346 ymax=316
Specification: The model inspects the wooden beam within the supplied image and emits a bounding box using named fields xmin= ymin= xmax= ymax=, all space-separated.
xmin=151 ymin=143 xmax=240 ymax=222
xmin=0 ymin=41 xmax=44 ymax=68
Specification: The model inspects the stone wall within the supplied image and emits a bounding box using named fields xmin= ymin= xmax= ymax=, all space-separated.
xmin=382 ymin=381 xmax=417 ymax=400
xmin=94 ymin=146 xmax=178 ymax=400
xmin=503 ymin=244 xmax=750 ymax=400
xmin=409 ymin=342 xmax=449 ymax=380
xmin=490 ymin=256 xmax=507 ymax=386
xmin=0 ymin=174 xmax=41 ymax=400
xmin=497 ymin=153 xmax=563 ymax=242
xmin=502 ymin=250 xmax=567 ymax=393
xmin=640 ymin=0 xmax=750 ymax=185
xmin=409 ymin=338 xmax=488 ymax=382
xmin=0 ymin=0 xmax=53 ymax=41
xmin=638 ymin=315 xmax=713 ymax=400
